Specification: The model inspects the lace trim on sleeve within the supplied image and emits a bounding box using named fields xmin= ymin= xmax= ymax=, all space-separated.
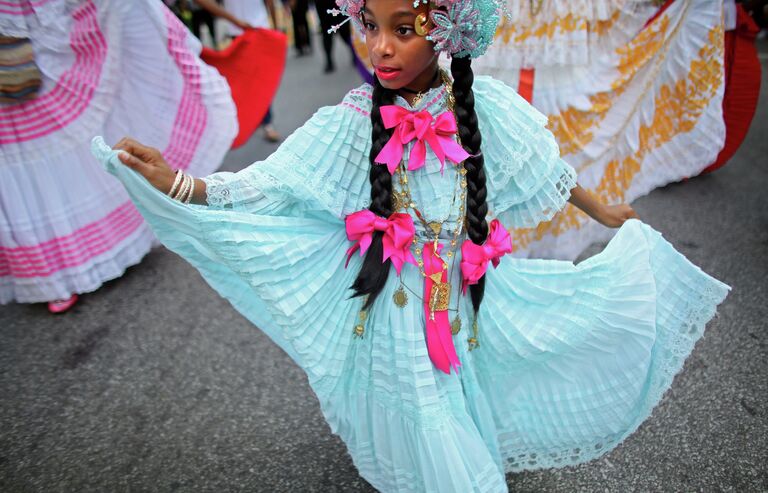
xmin=202 ymin=173 xmax=236 ymax=209
xmin=494 ymin=162 xmax=577 ymax=227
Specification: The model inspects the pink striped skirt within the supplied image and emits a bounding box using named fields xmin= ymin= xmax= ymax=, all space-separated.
xmin=0 ymin=0 xmax=237 ymax=303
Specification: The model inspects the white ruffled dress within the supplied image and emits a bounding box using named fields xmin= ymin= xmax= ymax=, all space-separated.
xmin=0 ymin=0 xmax=237 ymax=303
xmin=473 ymin=0 xmax=727 ymax=260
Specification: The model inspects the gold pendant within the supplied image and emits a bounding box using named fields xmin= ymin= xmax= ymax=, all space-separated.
xmin=393 ymin=286 xmax=408 ymax=308
xmin=354 ymin=309 xmax=368 ymax=338
xmin=428 ymin=222 xmax=442 ymax=236
xmin=467 ymin=317 xmax=479 ymax=350
xmin=392 ymin=191 xmax=404 ymax=211
xmin=450 ymin=315 xmax=462 ymax=335
xmin=428 ymin=281 xmax=451 ymax=313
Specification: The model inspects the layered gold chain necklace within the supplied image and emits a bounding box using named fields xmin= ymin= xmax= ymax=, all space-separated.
xmin=354 ymin=70 xmax=481 ymax=349
xmin=390 ymin=70 xmax=471 ymax=338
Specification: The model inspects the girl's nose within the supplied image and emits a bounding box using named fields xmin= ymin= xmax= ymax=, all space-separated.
xmin=372 ymin=33 xmax=395 ymax=59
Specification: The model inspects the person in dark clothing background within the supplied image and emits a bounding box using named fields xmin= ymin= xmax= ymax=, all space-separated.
xmin=314 ymin=0 xmax=355 ymax=72
xmin=189 ymin=0 xmax=218 ymax=45
xmin=289 ymin=0 xmax=311 ymax=55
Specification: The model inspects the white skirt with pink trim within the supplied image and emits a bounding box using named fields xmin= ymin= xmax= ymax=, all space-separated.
xmin=0 ymin=0 xmax=237 ymax=303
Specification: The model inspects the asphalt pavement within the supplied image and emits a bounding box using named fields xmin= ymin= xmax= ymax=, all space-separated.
xmin=1 ymin=33 xmax=766 ymax=493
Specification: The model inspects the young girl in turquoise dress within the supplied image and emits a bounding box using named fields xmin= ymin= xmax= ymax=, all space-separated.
xmin=90 ymin=0 xmax=730 ymax=490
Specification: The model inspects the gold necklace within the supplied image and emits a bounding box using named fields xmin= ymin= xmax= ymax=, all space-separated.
xmin=396 ymin=70 xmax=467 ymax=259
xmin=399 ymin=70 xmax=441 ymax=107
xmin=396 ymin=266 xmax=464 ymax=335
xmin=391 ymin=70 xmax=468 ymax=335
xmin=398 ymin=161 xmax=465 ymax=325
xmin=355 ymin=70 xmax=470 ymax=341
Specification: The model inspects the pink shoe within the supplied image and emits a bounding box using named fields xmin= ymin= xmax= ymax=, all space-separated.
xmin=48 ymin=294 xmax=78 ymax=313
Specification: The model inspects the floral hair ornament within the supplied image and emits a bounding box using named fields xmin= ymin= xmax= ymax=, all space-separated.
xmin=326 ymin=0 xmax=365 ymax=33
xmin=327 ymin=0 xmax=504 ymax=59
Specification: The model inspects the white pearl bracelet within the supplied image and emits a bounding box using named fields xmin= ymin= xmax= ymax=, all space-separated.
xmin=168 ymin=169 xmax=184 ymax=197
xmin=169 ymin=171 xmax=196 ymax=203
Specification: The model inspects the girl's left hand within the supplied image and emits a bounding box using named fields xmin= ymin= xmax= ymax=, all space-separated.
xmin=597 ymin=204 xmax=639 ymax=228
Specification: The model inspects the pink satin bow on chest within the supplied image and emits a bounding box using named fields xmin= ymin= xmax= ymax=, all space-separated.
xmin=460 ymin=219 xmax=513 ymax=294
xmin=374 ymin=106 xmax=471 ymax=175
xmin=345 ymin=210 xmax=417 ymax=275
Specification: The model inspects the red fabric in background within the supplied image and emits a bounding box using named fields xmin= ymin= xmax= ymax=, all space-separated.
xmin=518 ymin=68 xmax=535 ymax=103
xmin=201 ymin=29 xmax=287 ymax=149
xmin=705 ymin=5 xmax=761 ymax=173
xmin=644 ymin=0 xmax=675 ymax=28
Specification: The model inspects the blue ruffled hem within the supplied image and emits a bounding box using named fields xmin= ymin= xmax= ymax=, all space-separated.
xmin=473 ymin=219 xmax=730 ymax=472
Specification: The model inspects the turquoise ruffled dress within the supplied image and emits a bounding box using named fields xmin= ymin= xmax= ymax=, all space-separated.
xmin=90 ymin=76 xmax=730 ymax=493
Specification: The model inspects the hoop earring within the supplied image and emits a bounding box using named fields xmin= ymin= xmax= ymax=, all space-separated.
xmin=415 ymin=13 xmax=430 ymax=36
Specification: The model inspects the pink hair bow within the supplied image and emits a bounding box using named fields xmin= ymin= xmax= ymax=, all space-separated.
xmin=374 ymin=106 xmax=471 ymax=175
xmin=345 ymin=210 xmax=417 ymax=275
xmin=460 ymin=219 xmax=513 ymax=294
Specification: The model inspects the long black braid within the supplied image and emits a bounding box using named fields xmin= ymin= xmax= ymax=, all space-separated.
xmin=451 ymin=56 xmax=488 ymax=315
xmin=350 ymin=77 xmax=396 ymax=309
xmin=351 ymin=60 xmax=489 ymax=315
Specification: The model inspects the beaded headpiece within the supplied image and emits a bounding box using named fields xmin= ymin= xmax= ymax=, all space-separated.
xmin=327 ymin=0 xmax=503 ymax=59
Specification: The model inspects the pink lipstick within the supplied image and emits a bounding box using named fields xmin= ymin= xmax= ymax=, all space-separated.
xmin=374 ymin=66 xmax=401 ymax=81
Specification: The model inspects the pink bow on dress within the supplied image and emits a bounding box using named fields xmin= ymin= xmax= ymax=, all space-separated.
xmin=345 ymin=210 xmax=417 ymax=275
xmin=374 ymin=106 xmax=471 ymax=175
xmin=460 ymin=219 xmax=513 ymax=294
xmin=422 ymin=242 xmax=461 ymax=375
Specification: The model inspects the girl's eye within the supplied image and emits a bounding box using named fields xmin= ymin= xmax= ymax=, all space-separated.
xmin=364 ymin=22 xmax=376 ymax=31
xmin=396 ymin=26 xmax=413 ymax=35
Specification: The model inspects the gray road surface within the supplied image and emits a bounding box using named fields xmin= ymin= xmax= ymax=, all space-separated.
xmin=1 ymin=34 xmax=767 ymax=493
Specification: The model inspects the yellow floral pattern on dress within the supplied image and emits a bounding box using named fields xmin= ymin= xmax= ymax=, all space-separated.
xmin=494 ymin=9 xmax=622 ymax=44
xmin=512 ymin=24 xmax=724 ymax=250
xmin=495 ymin=14 xmax=588 ymax=44
xmin=613 ymin=16 xmax=670 ymax=89
xmin=546 ymin=16 xmax=671 ymax=157
xmin=592 ymin=9 xmax=623 ymax=36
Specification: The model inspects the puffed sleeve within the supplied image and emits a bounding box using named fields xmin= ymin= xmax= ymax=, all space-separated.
xmin=473 ymin=76 xmax=578 ymax=228
xmin=200 ymin=88 xmax=374 ymax=217
xmin=88 ymin=89 xmax=376 ymax=384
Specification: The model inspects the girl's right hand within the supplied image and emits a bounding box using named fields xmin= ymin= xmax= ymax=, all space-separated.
xmin=113 ymin=137 xmax=177 ymax=194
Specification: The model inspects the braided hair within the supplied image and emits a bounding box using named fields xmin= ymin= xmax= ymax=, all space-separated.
xmin=450 ymin=56 xmax=488 ymax=315
xmin=351 ymin=59 xmax=489 ymax=316
xmin=350 ymin=77 xmax=396 ymax=309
